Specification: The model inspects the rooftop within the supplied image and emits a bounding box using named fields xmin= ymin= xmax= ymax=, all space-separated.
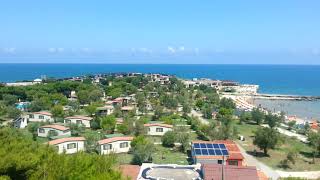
xmin=144 ymin=123 xmax=173 ymax=128
xmin=32 ymin=111 xmax=52 ymax=116
xmin=48 ymin=137 xmax=85 ymax=145
xmin=202 ymin=164 xmax=259 ymax=180
xmin=65 ymin=115 xmax=93 ymax=121
xmin=192 ymin=140 xmax=244 ymax=160
xmin=98 ymin=136 xmax=133 ymax=145
xmin=40 ymin=124 xmax=69 ymax=131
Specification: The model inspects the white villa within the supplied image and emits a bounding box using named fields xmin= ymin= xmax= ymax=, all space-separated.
xmin=96 ymin=105 xmax=114 ymax=116
xmin=25 ymin=111 xmax=54 ymax=122
xmin=64 ymin=116 xmax=93 ymax=128
xmin=38 ymin=124 xmax=71 ymax=137
xmin=98 ymin=136 xmax=134 ymax=155
xmin=48 ymin=137 xmax=86 ymax=154
xmin=144 ymin=123 xmax=173 ymax=136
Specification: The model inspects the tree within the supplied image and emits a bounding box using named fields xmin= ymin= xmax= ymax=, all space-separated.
xmin=253 ymin=127 xmax=279 ymax=155
xmin=131 ymin=136 xmax=155 ymax=165
xmin=251 ymin=108 xmax=265 ymax=125
xmin=308 ymin=131 xmax=320 ymax=164
xmin=133 ymin=118 xmax=146 ymax=136
xmin=6 ymin=106 xmax=21 ymax=119
xmin=202 ymin=103 xmax=213 ymax=119
xmin=219 ymin=98 xmax=236 ymax=109
xmin=51 ymin=105 xmax=64 ymax=122
xmin=0 ymin=128 xmax=123 ymax=180
xmin=2 ymin=94 xmax=18 ymax=106
xmin=174 ymin=126 xmax=191 ymax=152
xmin=265 ymin=113 xmax=281 ymax=128
xmin=100 ymin=115 xmax=116 ymax=133
xmin=239 ymin=111 xmax=252 ymax=124
xmin=287 ymin=121 xmax=296 ymax=131
xmin=162 ymin=131 xmax=175 ymax=147
xmin=84 ymin=104 xmax=97 ymax=117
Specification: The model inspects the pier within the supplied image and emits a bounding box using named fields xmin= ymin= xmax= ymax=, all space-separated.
xmin=250 ymin=93 xmax=320 ymax=101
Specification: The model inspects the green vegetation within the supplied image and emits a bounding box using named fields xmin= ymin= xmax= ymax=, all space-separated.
xmin=0 ymin=128 xmax=123 ymax=180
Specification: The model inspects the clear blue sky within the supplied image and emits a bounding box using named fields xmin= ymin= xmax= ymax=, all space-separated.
xmin=1 ymin=0 xmax=320 ymax=64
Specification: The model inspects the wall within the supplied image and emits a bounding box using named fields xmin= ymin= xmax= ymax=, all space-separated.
xmin=38 ymin=128 xmax=71 ymax=137
xmin=55 ymin=141 xmax=85 ymax=154
xmin=100 ymin=140 xmax=132 ymax=155
xmin=64 ymin=118 xmax=91 ymax=128
xmin=146 ymin=126 xmax=172 ymax=136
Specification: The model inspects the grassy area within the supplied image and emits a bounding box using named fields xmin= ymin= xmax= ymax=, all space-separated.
xmin=116 ymin=145 xmax=189 ymax=165
xmin=235 ymin=122 xmax=320 ymax=171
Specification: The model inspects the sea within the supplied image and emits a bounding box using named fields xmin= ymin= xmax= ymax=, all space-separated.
xmin=1 ymin=63 xmax=320 ymax=120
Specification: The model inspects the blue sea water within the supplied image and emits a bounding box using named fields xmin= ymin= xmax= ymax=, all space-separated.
xmin=1 ymin=63 xmax=320 ymax=96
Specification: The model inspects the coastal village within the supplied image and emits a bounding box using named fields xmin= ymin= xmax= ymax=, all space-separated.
xmin=1 ymin=73 xmax=320 ymax=180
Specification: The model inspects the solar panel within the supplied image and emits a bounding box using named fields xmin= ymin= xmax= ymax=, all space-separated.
xmin=201 ymin=149 xmax=209 ymax=155
xmin=192 ymin=142 xmax=229 ymax=157
xmin=215 ymin=149 xmax=222 ymax=155
xmin=206 ymin=144 xmax=213 ymax=148
xmin=219 ymin=144 xmax=226 ymax=149
xmin=208 ymin=149 xmax=215 ymax=155
xmin=200 ymin=143 xmax=207 ymax=148
xmin=193 ymin=143 xmax=200 ymax=148
xmin=195 ymin=149 xmax=201 ymax=155
xmin=222 ymin=150 xmax=229 ymax=155
xmin=213 ymin=144 xmax=219 ymax=148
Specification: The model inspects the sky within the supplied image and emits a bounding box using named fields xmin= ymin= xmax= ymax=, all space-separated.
xmin=0 ymin=0 xmax=320 ymax=64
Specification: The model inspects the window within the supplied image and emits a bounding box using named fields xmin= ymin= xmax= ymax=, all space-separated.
xmin=29 ymin=114 xmax=34 ymax=118
xmin=76 ymin=120 xmax=82 ymax=124
xmin=120 ymin=142 xmax=128 ymax=148
xmin=156 ymin=128 xmax=163 ymax=132
xmin=67 ymin=143 xmax=77 ymax=149
xmin=65 ymin=120 xmax=71 ymax=123
xmin=228 ymin=160 xmax=238 ymax=166
xmin=218 ymin=160 xmax=223 ymax=164
xmin=39 ymin=128 xmax=45 ymax=133
xmin=103 ymin=144 xmax=112 ymax=150
xmin=39 ymin=115 xmax=44 ymax=119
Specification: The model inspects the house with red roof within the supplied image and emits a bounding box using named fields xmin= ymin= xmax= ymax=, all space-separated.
xmin=37 ymin=124 xmax=71 ymax=137
xmin=191 ymin=140 xmax=244 ymax=166
xmin=64 ymin=115 xmax=93 ymax=128
xmin=98 ymin=136 xmax=134 ymax=155
xmin=144 ymin=123 xmax=173 ymax=136
xmin=48 ymin=137 xmax=85 ymax=154
xmin=24 ymin=111 xmax=54 ymax=123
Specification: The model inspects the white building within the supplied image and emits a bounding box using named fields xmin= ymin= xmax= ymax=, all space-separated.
xmin=144 ymin=123 xmax=173 ymax=136
xmin=48 ymin=137 xmax=86 ymax=154
xmin=96 ymin=105 xmax=114 ymax=116
xmin=64 ymin=116 xmax=93 ymax=128
xmin=24 ymin=111 xmax=54 ymax=123
xmin=37 ymin=124 xmax=71 ymax=137
xmin=98 ymin=136 xmax=134 ymax=155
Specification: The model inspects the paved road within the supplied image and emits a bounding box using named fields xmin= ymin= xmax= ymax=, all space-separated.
xmin=237 ymin=143 xmax=280 ymax=180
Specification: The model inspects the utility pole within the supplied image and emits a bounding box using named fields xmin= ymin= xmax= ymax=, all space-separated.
xmin=222 ymin=155 xmax=225 ymax=180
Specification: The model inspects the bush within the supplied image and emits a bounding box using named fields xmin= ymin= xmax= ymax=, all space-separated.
xmin=162 ymin=131 xmax=175 ymax=147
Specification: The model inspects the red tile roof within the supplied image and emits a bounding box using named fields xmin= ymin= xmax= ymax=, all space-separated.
xmin=202 ymin=164 xmax=259 ymax=180
xmin=119 ymin=165 xmax=140 ymax=180
xmin=98 ymin=136 xmax=134 ymax=145
xmin=192 ymin=140 xmax=244 ymax=160
xmin=48 ymin=137 xmax=85 ymax=145
xmin=65 ymin=115 xmax=93 ymax=121
xmin=33 ymin=111 xmax=52 ymax=116
xmin=144 ymin=123 xmax=173 ymax=128
xmin=40 ymin=124 xmax=69 ymax=131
